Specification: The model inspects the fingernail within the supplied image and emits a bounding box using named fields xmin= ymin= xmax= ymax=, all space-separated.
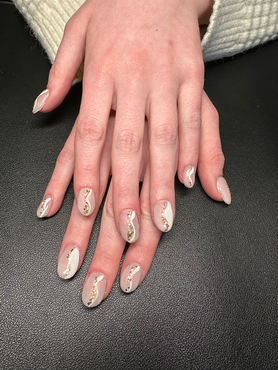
xmin=57 ymin=245 xmax=80 ymax=279
xmin=82 ymin=273 xmax=106 ymax=308
xmin=119 ymin=209 xmax=139 ymax=243
xmin=120 ymin=264 xmax=141 ymax=293
xmin=217 ymin=176 xmax=231 ymax=205
xmin=37 ymin=196 xmax=53 ymax=218
xmin=154 ymin=200 xmax=173 ymax=232
xmin=33 ymin=89 xmax=49 ymax=114
xmin=183 ymin=165 xmax=196 ymax=188
xmin=77 ymin=188 xmax=95 ymax=216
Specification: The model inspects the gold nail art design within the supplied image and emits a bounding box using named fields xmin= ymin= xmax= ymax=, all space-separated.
xmin=125 ymin=265 xmax=140 ymax=292
xmin=63 ymin=249 xmax=74 ymax=277
xmin=37 ymin=197 xmax=52 ymax=218
xmin=127 ymin=210 xmax=135 ymax=242
xmin=84 ymin=189 xmax=91 ymax=215
xmin=161 ymin=203 xmax=170 ymax=232
xmin=87 ymin=276 xmax=98 ymax=307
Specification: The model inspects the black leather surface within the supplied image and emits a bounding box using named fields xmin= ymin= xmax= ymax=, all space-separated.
xmin=1 ymin=3 xmax=278 ymax=369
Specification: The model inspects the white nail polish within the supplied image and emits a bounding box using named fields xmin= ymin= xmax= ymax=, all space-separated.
xmin=119 ymin=209 xmax=139 ymax=243
xmin=153 ymin=200 xmax=173 ymax=232
xmin=77 ymin=188 xmax=95 ymax=216
xmin=217 ymin=176 xmax=231 ymax=205
xmin=183 ymin=165 xmax=195 ymax=188
xmin=82 ymin=273 xmax=106 ymax=308
xmin=57 ymin=245 xmax=80 ymax=279
xmin=37 ymin=196 xmax=53 ymax=218
xmin=120 ymin=264 xmax=141 ymax=293
xmin=33 ymin=89 xmax=49 ymax=114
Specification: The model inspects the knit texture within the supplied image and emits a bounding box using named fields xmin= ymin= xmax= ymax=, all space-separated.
xmin=202 ymin=0 xmax=278 ymax=62
xmin=13 ymin=0 xmax=278 ymax=64
xmin=13 ymin=0 xmax=85 ymax=63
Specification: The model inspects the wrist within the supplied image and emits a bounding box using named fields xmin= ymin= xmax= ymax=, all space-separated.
xmin=198 ymin=0 xmax=214 ymax=25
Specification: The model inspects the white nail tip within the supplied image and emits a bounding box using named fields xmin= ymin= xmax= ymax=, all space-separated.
xmin=77 ymin=188 xmax=95 ymax=216
xmin=57 ymin=246 xmax=80 ymax=280
xmin=33 ymin=89 xmax=49 ymax=114
xmin=183 ymin=166 xmax=195 ymax=188
xmin=217 ymin=176 xmax=231 ymax=205
xmin=121 ymin=264 xmax=141 ymax=293
xmin=154 ymin=201 xmax=173 ymax=232
xmin=82 ymin=273 xmax=106 ymax=308
xmin=37 ymin=196 xmax=53 ymax=218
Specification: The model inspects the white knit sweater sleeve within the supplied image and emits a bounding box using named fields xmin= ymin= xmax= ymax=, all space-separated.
xmin=202 ymin=0 xmax=278 ymax=62
xmin=13 ymin=0 xmax=85 ymax=63
xmin=13 ymin=0 xmax=278 ymax=64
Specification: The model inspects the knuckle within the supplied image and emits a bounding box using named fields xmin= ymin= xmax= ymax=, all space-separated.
xmin=76 ymin=118 xmax=105 ymax=146
xmin=115 ymin=130 xmax=141 ymax=154
xmin=183 ymin=111 xmax=201 ymax=130
xmin=188 ymin=59 xmax=204 ymax=81
xmin=56 ymin=146 xmax=74 ymax=166
xmin=204 ymin=148 xmax=225 ymax=168
xmin=152 ymin=125 xmax=177 ymax=147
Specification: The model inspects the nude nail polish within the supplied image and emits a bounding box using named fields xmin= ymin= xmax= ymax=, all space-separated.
xmin=37 ymin=196 xmax=53 ymax=218
xmin=217 ymin=176 xmax=231 ymax=205
xmin=77 ymin=188 xmax=95 ymax=216
xmin=119 ymin=209 xmax=139 ymax=243
xmin=120 ymin=264 xmax=141 ymax=293
xmin=153 ymin=200 xmax=173 ymax=232
xmin=82 ymin=273 xmax=106 ymax=308
xmin=33 ymin=89 xmax=49 ymax=114
xmin=57 ymin=245 xmax=80 ymax=279
xmin=183 ymin=165 xmax=195 ymax=188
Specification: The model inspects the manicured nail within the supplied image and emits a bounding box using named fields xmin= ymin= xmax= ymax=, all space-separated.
xmin=57 ymin=245 xmax=80 ymax=279
xmin=77 ymin=188 xmax=95 ymax=216
xmin=82 ymin=273 xmax=106 ymax=308
xmin=37 ymin=196 xmax=53 ymax=218
xmin=120 ymin=264 xmax=141 ymax=293
xmin=183 ymin=165 xmax=195 ymax=188
xmin=33 ymin=89 xmax=49 ymax=114
xmin=119 ymin=209 xmax=139 ymax=243
xmin=154 ymin=200 xmax=173 ymax=232
xmin=217 ymin=176 xmax=231 ymax=205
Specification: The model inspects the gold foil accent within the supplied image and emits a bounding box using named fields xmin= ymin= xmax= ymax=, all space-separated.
xmin=64 ymin=249 xmax=74 ymax=277
xmin=87 ymin=276 xmax=98 ymax=307
xmin=161 ymin=203 xmax=169 ymax=232
xmin=127 ymin=211 xmax=134 ymax=242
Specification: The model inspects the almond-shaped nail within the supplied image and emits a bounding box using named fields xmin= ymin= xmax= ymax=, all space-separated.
xmin=217 ymin=176 xmax=231 ymax=205
xmin=153 ymin=200 xmax=173 ymax=232
xmin=77 ymin=188 xmax=95 ymax=216
xmin=120 ymin=264 xmax=141 ymax=293
xmin=33 ymin=89 xmax=49 ymax=114
xmin=57 ymin=245 xmax=80 ymax=279
xmin=183 ymin=165 xmax=195 ymax=188
xmin=82 ymin=273 xmax=106 ymax=308
xmin=119 ymin=209 xmax=139 ymax=243
xmin=37 ymin=196 xmax=53 ymax=218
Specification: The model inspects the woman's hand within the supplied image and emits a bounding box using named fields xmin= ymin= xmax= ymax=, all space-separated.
xmin=33 ymin=0 xmax=216 ymax=242
xmin=37 ymin=92 xmax=231 ymax=307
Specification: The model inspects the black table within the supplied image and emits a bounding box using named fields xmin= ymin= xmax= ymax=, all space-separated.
xmin=1 ymin=3 xmax=278 ymax=369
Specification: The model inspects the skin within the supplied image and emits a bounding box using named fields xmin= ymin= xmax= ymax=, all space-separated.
xmin=39 ymin=0 xmax=218 ymax=237
xmin=41 ymin=92 xmax=225 ymax=304
xmin=36 ymin=0 xmax=226 ymax=304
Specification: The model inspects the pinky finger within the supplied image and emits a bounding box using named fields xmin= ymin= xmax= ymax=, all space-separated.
xmin=198 ymin=91 xmax=231 ymax=204
xmin=36 ymin=124 xmax=76 ymax=218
